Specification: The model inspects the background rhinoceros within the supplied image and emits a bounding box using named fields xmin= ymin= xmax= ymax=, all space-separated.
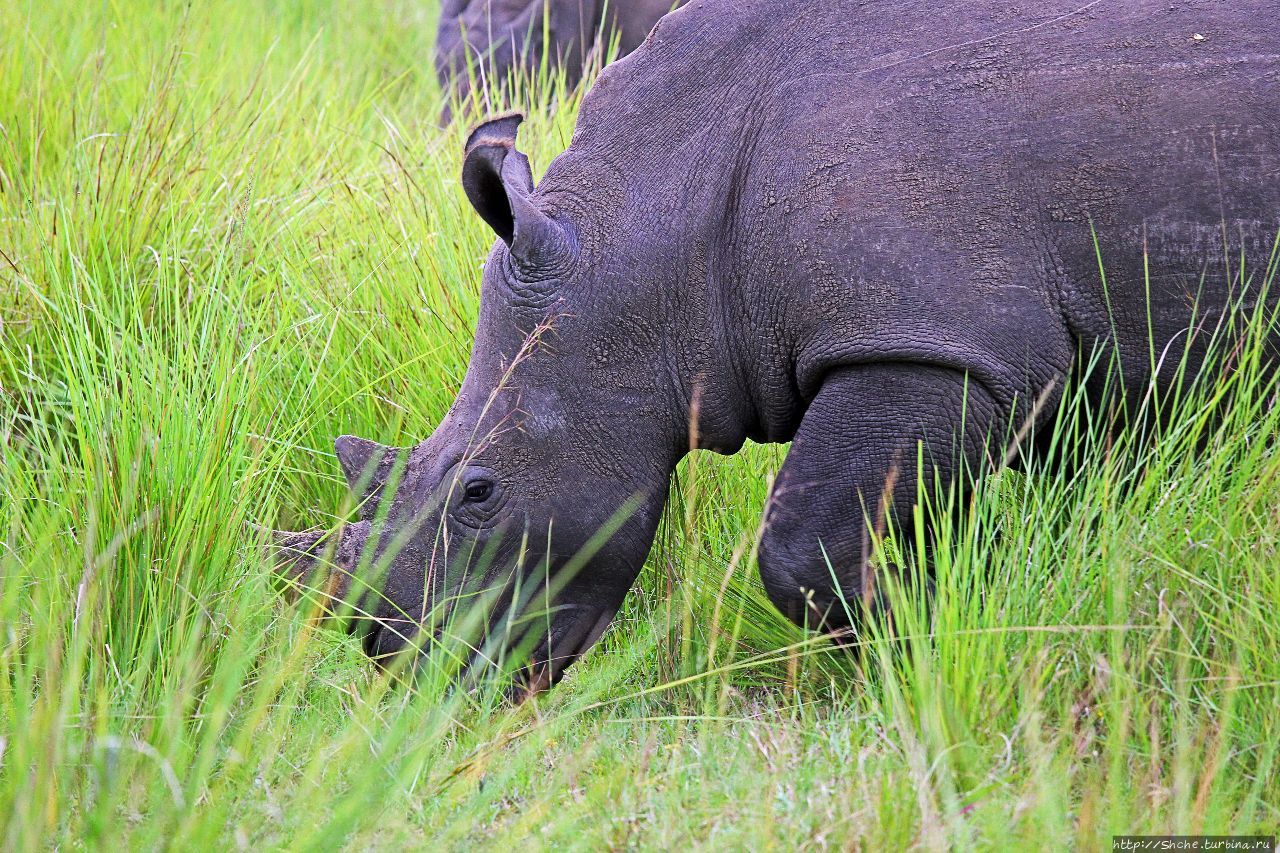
xmin=435 ymin=0 xmax=684 ymax=116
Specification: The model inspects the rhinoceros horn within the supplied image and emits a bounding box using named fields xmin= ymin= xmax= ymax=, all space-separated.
xmin=266 ymin=521 xmax=373 ymax=613
xmin=334 ymin=435 xmax=402 ymax=521
xmin=264 ymin=432 xmax=398 ymax=612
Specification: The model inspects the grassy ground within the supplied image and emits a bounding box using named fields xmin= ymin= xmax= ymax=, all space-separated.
xmin=2 ymin=0 xmax=1279 ymax=848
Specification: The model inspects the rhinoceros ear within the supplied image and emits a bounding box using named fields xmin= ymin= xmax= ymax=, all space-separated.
xmin=462 ymin=113 xmax=574 ymax=270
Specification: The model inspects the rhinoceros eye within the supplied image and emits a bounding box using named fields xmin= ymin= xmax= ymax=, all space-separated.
xmin=462 ymin=479 xmax=494 ymax=504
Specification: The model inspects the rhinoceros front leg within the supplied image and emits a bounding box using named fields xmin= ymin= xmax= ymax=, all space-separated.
xmin=757 ymin=363 xmax=1002 ymax=635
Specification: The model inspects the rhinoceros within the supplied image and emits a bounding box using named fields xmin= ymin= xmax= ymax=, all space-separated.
xmin=273 ymin=0 xmax=1280 ymax=690
xmin=435 ymin=0 xmax=683 ymax=115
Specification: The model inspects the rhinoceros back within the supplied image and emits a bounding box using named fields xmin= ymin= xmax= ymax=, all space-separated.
xmin=563 ymin=0 xmax=1280 ymax=417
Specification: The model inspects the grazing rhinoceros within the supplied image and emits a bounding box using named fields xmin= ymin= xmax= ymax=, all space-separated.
xmin=273 ymin=0 xmax=1280 ymax=691
xmin=435 ymin=0 xmax=683 ymax=115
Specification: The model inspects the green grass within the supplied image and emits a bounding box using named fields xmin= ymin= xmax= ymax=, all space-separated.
xmin=2 ymin=0 xmax=1278 ymax=848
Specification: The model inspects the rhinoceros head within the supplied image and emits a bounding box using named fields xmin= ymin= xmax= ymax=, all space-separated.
xmin=270 ymin=113 xmax=683 ymax=692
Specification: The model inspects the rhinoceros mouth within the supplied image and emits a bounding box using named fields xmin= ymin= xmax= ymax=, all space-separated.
xmin=507 ymin=605 xmax=616 ymax=697
xmin=360 ymin=615 xmax=431 ymax=667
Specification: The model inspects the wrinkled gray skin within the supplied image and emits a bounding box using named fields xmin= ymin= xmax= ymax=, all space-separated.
xmin=435 ymin=0 xmax=683 ymax=115
xmin=275 ymin=0 xmax=1280 ymax=692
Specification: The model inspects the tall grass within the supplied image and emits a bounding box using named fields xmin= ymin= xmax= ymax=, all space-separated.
xmin=2 ymin=0 xmax=1278 ymax=848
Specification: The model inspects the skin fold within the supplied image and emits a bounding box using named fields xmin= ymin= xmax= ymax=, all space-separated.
xmin=273 ymin=0 xmax=1280 ymax=691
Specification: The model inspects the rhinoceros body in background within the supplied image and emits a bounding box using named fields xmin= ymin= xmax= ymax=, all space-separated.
xmin=276 ymin=0 xmax=1280 ymax=690
xmin=435 ymin=0 xmax=683 ymax=113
